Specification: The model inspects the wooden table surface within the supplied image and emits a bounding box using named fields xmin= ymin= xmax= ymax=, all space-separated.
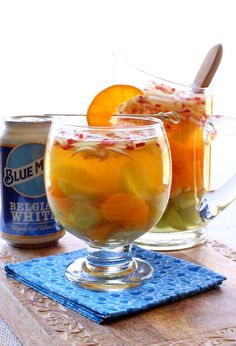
xmin=0 ymin=228 xmax=236 ymax=346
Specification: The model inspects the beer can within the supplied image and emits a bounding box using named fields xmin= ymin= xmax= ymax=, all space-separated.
xmin=0 ymin=115 xmax=65 ymax=248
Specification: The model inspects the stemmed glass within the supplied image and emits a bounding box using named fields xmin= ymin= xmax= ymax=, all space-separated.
xmin=45 ymin=115 xmax=171 ymax=291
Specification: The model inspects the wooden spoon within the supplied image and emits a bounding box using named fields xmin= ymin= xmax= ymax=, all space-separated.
xmin=192 ymin=44 xmax=223 ymax=88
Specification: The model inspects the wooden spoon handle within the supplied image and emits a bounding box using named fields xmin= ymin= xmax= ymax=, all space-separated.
xmin=192 ymin=44 xmax=223 ymax=88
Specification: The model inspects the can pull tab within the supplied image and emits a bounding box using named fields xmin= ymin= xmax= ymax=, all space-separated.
xmin=154 ymin=112 xmax=180 ymax=124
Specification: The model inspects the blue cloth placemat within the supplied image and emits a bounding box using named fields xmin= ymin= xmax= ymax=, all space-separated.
xmin=4 ymin=246 xmax=226 ymax=324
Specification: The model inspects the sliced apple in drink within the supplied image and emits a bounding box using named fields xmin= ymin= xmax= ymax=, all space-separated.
xmin=121 ymin=160 xmax=163 ymax=198
xmin=69 ymin=202 xmax=101 ymax=230
xmin=156 ymin=205 xmax=187 ymax=231
xmin=53 ymin=164 xmax=100 ymax=201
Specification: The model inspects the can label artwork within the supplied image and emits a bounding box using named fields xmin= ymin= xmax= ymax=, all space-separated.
xmin=1 ymin=142 xmax=62 ymax=237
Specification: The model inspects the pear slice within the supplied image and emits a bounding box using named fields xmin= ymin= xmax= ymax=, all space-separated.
xmin=53 ymin=164 xmax=100 ymax=201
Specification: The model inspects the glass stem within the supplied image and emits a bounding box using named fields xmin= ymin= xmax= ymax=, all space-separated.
xmin=86 ymin=244 xmax=135 ymax=277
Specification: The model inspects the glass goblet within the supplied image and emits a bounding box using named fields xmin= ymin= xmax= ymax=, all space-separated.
xmin=45 ymin=115 xmax=171 ymax=291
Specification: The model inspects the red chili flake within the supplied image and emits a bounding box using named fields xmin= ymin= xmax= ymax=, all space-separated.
xmin=194 ymin=96 xmax=201 ymax=103
xmin=166 ymin=124 xmax=171 ymax=130
xmin=67 ymin=138 xmax=75 ymax=145
xmin=132 ymin=107 xmax=139 ymax=113
xmin=137 ymin=96 xmax=147 ymax=104
xmin=126 ymin=144 xmax=135 ymax=150
xmin=201 ymin=101 xmax=205 ymax=105
xmin=155 ymin=84 xmax=165 ymax=92
xmin=62 ymin=144 xmax=73 ymax=150
xmin=75 ymin=133 xmax=84 ymax=139
xmin=171 ymin=87 xmax=176 ymax=92
xmin=136 ymin=142 xmax=145 ymax=148
xmin=156 ymin=142 xmax=160 ymax=147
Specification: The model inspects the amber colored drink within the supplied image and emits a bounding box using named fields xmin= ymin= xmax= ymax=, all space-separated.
xmin=119 ymin=82 xmax=212 ymax=235
xmin=45 ymin=119 xmax=170 ymax=246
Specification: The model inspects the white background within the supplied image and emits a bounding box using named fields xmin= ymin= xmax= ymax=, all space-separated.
xmin=0 ymin=0 xmax=236 ymax=117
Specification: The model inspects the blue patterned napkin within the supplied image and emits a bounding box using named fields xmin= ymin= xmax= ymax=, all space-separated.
xmin=5 ymin=246 xmax=226 ymax=324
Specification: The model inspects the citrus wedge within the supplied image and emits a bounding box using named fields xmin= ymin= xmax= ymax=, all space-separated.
xmin=87 ymin=84 xmax=143 ymax=126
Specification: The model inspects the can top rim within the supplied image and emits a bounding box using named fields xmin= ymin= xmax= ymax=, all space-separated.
xmin=4 ymin=115 xmax=53 ymax=123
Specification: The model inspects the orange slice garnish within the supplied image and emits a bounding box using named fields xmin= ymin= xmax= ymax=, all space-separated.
xmin=87 ymin=84 xmax=143 ymax=126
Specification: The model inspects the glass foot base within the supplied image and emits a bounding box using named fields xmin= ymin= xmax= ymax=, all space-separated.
xmin=65 ymin=257 xmax=153 ymax=291
xmin=135 ymin=228 xmax=207 ymax=251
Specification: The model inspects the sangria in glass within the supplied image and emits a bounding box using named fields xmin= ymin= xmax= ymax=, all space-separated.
xmin=45 ymin=115 xmax=171 ymax=290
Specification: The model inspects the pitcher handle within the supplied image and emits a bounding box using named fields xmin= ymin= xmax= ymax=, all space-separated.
xmin=199 ymin=115 xmax=236 ymax=221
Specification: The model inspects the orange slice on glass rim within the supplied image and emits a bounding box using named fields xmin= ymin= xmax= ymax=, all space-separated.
xmin=87 ymin=84 xmax=143 ymax=126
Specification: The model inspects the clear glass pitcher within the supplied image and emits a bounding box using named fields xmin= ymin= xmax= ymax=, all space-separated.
xmin=113 ymin=58 xmax=236 ymax=250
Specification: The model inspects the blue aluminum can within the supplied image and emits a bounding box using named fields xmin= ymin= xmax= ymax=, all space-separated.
xmin=0 ymin=116 xmax=65 ymax=248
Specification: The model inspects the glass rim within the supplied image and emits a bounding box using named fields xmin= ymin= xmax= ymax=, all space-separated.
xmin=126 ymin=63 xmax=211 ymax=92
xmin=52 ymin=114 xmax=164 ymax=131
xmin=112 ymin=51 xmax=212 ymax=92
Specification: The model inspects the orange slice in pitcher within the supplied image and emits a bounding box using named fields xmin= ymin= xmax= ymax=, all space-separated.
xmin=87 ymin=84 xmax=143 ymax=126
